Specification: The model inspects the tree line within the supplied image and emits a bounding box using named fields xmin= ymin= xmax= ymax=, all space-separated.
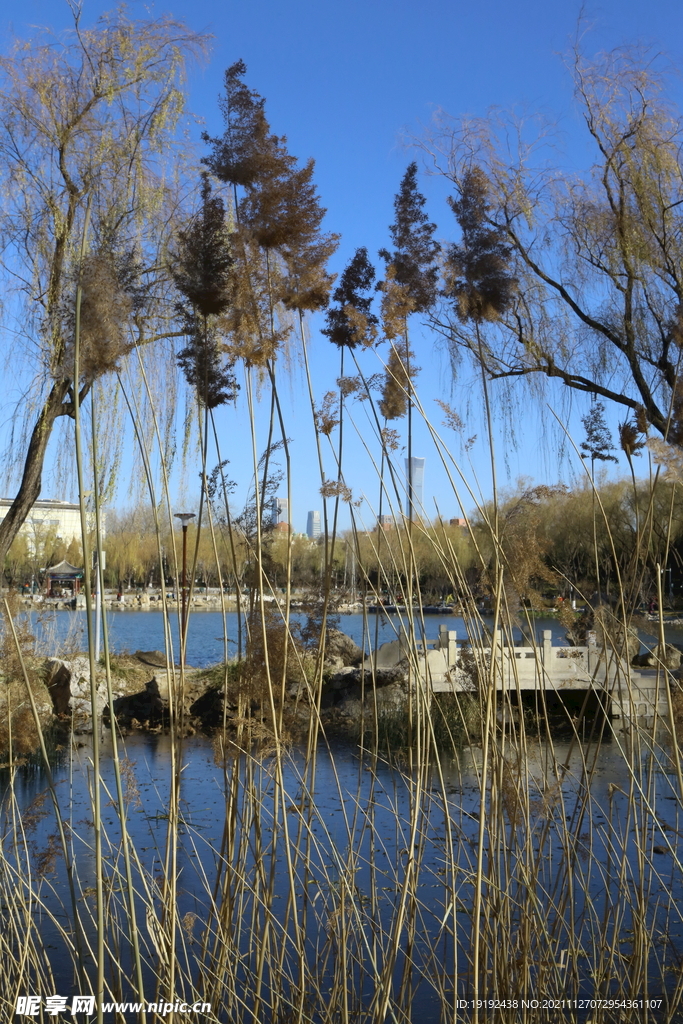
xmin=5 ymin=475 xmax=680 ymax=610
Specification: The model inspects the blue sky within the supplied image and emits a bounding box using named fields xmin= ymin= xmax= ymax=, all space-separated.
xmin=2 ymin=0 xmax=683 ymax=531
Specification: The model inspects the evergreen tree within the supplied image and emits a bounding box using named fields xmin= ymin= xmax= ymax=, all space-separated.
xmin=172 ymin=173 xmax=238 ymax=408
xmin=322 ymin=248 xmax=378 ymax=350
xmin=378 ymin=163 xmax=439 ymax=523
xmin=444 ymin=166 xmax=516 ymax=322
xmin=379 ymin=161 xmax=440 ymax=315
xmin=204 ymin=59 xmax=338 ymax=358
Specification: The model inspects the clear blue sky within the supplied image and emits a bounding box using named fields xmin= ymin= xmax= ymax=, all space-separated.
xmin=2 ymin=0 xmax=683 ymax=531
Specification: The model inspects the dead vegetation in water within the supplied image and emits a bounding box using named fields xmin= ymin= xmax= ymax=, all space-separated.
xmin=0 ymin=594 xmax=55 ymax=759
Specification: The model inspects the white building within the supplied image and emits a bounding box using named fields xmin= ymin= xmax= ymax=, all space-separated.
xmin=0 ymin=498 xmax=102 ymax=552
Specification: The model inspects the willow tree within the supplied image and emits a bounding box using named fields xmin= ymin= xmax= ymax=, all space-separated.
xmin=0 ymin=10 xmax=204 ymax=563
xmin=423 ymin=47 xmax=683 ymax=454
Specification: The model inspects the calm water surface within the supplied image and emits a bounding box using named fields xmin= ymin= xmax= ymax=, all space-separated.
xmin=6 ymin=731 xmax=682 ymax=1021
xmin=12 ymin=608 xmax=683 ymax=1018
xmin=31 ymin=608 xmax=582 ymax=667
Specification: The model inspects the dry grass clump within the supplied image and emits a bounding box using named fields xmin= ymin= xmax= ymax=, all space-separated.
xmin=354 ymin=691 xmax=480 ymax=754
xmin=105 ymin=654 xmax=164 ymax=690
xmin=243 ymin=604 xmax=312 ymax=702
xmin=0 ymin=595 xmax=56 ymax=759
xmin=669 ymin=678 xmax=683 ymax=738
xmin=0 ymin=591 xmax=35 ymax=682
xmin=0 ymin=676 xmax=54 ymax=761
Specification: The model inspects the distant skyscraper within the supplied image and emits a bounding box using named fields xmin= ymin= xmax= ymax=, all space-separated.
xmin=270 ymin=497 xmax=288 ymax=526
xmin=306 ymin=510 xmax=321 ymax=539
xmin=404 ymin=457 xmax=425 ymax=522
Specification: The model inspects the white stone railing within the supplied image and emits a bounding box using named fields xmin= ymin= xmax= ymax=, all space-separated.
xmin=416 ymin=626 xmax=608 ymax=692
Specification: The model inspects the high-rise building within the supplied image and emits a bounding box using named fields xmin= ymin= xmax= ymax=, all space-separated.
xmin=270 ymin=497 xmax=288 ymax=526
xmin=377 ymin=514 xmax=394 ymax=530
xmin=404 ymin=457 xmax=425 ymax=522
xmin=306 ymin=510 xmax=321 ymax=539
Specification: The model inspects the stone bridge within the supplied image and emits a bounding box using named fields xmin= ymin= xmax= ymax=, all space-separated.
xmin=411 ymin=625 xmax=671 ymax=725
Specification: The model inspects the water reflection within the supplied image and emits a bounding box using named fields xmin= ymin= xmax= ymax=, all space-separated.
xmin=4 ymin=727 xmax=682 ymax=1020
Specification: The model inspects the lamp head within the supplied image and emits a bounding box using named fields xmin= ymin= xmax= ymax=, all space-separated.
xmin=174 ymin=512 xmax=196 ymax=526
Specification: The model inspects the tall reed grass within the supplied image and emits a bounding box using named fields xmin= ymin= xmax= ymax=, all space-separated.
xmin=1 ymin=326 xmax=683 ymax=1024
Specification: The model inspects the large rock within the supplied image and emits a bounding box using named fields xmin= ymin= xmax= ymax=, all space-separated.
xmin=590 ymin=607 xmax=641 ymax=663
xmin=322 ymin=663 xmax=410 ymax=716
xmin=135 ymin=650 xmax=171 ymax=668
xmin=104 ymin=677 xmax=166 ymax=729
xmin=43 ymin=658 xmax=72 ymax=715
xmin=363 ymin=638 xmax=409 ymax=671
xmin=324 ymin=629 xmax=364 ymax=671
xmin=329 ymin=666 xmax=358 ymax=690
xmin=42 ymin=656 xmax=109 ymax=723
xmin=189 ymin=686 xmax=226 ymax=730
xmin=66 ymin=656 xmax=110 ymax=721
xmin=336 ymin=697 xmax=363 ymax=723
xmin=373 ymin=683 xmax=406 ymax=710
xmin=633 ymin=643 xmax=682 ymax=671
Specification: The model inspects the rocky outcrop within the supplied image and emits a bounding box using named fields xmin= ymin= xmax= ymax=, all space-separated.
xmin=104 ymin=678 xmax=167 ymax=729
xmin=632 ymin=643 xmax=682 ymax=671
xmin=42 ymin=656 xmax=110 ymax=726
xmin=2 ymin=630 xmax=415 ymax=751
xmin=324 ymin=629 xmax=364 ymax=672
xmin=320 ymin=657 xmax=411 ymax=735
xmin=189 ymin=686 xmax=229 ymax=730
xmin=585 ymin=607 xmax=641 ymax=662
xmin=362 ymin=638 xmax=410 ymax=671
xmin=135 ymin=650 xmax=173 ymax=668
xmin=43 ymin=659 xmax=72 ymax=715
xmin=37 ymin=654 xmax=167 ymax=733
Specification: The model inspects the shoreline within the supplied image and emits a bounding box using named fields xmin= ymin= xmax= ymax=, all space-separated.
xmin=15 ymin=595 xmax=575 ymax=618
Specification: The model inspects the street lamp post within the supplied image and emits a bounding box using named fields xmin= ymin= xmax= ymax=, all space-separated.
xmin=94 ymin=549 xmax=106 ymax=663
xmin=174 ymin=513 xmax=196 ymax=651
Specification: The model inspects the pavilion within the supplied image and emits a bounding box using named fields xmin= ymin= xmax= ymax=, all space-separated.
xmin=45 ymin=559 xmax=83 ymax=598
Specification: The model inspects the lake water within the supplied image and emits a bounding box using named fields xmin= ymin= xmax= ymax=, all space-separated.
xmin=31 ymin=607 xmax=587 ymax=667
xmin=9 ymin=606 xmax=683 ymax=1019
xmin=5 ymin=729 xmax=682 ymax=1021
